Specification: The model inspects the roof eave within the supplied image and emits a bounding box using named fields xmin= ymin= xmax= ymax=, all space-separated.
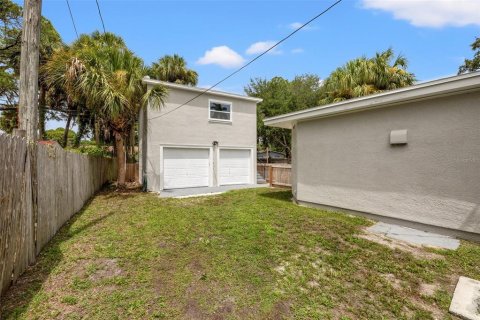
xmin=142 ymin=78 xmax=263 ymax=103
xmin=264 ymin=71 xmax=480 ymax=129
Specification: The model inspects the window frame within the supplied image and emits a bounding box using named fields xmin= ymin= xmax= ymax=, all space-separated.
xmin=208 ymin=99 xmax=233 ymax=123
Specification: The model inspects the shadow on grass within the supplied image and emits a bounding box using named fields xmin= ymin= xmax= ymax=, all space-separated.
xmin=0 ymin=191 xmax=113 ymax=319
xmin=102 ymin=185 xmax=143 ymax=200
xmin=258 ymin=189 xmax=293 ymax=202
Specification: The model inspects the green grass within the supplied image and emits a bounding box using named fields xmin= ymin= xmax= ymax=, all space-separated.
xmin=1 ymin=187 xmax=479 ymax=319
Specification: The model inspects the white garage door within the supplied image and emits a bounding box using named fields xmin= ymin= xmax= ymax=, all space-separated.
xmin=163 ymin=148 xmax=210 ymax=189
xmin=219 ymin=149 xmax=251 ymax=185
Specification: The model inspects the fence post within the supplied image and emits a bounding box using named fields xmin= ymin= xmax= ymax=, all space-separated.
xmin=269 ymin=165 xmax=273 ymax=187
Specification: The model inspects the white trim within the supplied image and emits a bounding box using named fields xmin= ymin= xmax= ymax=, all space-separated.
xmin=218 ymin=145 xmax=254 ymax=149
xmin=159 ymin=146 xmax=164 ymax=190
xmin=264 ymin=71 xmax=480 ymax=129
xmin=159 ymin=143 xmax=214 ymax=148
xmin=208 ymin=99 xmax=233 ymax=123
xmin=216 ymin=146 xmax=220 ymax=186
xmin=143 ymin=78 xmax=262 ymax=103
xmin=209 ymin=147 xmax=214 ymax=187
xmin=160 ymin=145 xmax=213 ymax=190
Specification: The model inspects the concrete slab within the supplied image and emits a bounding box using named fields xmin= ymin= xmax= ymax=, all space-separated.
xmin=450 ymin=276 xmax=480 ymax=320
xmin=159 ymin=184 xmax=269 ymax=198
xmin=367 ymin=222 xmax=460 ymax=250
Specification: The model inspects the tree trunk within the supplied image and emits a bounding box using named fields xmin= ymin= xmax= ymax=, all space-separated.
xmin=129 ymin=127 xmax=135 ymax=161
xmin=94 ymin=117 xmax=100 ymax=146
xmin=74 ymin=115 xmax=87 ymax=148
xmin=115 ymin=131 xmax=126 ymax=188
xmin=38 ymin=86 xmax=46 ymax=140
xmin=62 ymin=114 xmax=72 ymax=147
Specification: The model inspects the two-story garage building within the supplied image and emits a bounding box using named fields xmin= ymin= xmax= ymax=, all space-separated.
xmin=139 ymin=78 xmax=262 ymax=192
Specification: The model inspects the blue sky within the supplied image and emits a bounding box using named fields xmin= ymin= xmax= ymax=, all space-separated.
xmin=11 ymin=0 xmax=480 ymax=130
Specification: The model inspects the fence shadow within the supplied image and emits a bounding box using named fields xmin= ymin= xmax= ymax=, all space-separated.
xmin=0 ymin=195 xmax=112 ymax=318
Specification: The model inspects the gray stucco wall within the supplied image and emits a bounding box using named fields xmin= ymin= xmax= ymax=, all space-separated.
xmin=141 ymin=85 xmax=257 ymax=191
xmin=294 ymin=91 xmax=480 ymax=237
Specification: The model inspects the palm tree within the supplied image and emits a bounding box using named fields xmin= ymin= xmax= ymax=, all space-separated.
xmin=319 ymin=48 xmax=415 ymax=104
xmin=43 ymin=32 xmax=167 ymax=187
xmin=149 ymin=54 xmax=198 ymax=85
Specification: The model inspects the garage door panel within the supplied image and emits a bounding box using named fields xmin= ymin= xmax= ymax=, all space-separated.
xmin=219 ymin=149 xmax=251 ymax=186
xmin=163 ymin=148 xmax=210 ymax=189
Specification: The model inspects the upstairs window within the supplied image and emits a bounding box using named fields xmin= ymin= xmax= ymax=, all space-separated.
xmin=209 ymin=100 xmax=232 ymax=122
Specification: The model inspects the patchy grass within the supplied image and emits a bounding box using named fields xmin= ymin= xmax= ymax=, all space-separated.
xmin=1 ymin=187 xmax=479 ymax=319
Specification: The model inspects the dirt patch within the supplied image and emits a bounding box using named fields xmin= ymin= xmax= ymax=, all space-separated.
xmin=419 ymin=283 xmax=439 ymax=297
xmin=358 ymin=232 xmax=444 ymax=260
xmin=307 ymin=280 xmax=320 ymax=288
xmin=87 ymin=258 xmax=123 ymax=281
xmin=212 ymin=297 xmax=235 ymax=320
xmin=188 ymin=259 xmax=207 ymax=280
xmin=185 ymin=298 xmax=206 ymax=320
xmin=270 ymin=300 xmax=292 ymax=319
xmin=408 ymin=295 xmax=445 ymax=319
xmin=381 ymin=273 xmax=404 ymax=290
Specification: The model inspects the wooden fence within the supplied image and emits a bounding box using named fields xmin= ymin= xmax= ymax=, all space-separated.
xmin=0 ymin=133 xmax=116 ymax=297
xmin=126 ymin=163 xmax=139 ymax=183
xmin=257 ymin=163 xmax=292 ymax=187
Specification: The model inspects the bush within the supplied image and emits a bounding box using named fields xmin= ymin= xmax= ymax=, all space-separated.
xmin=67 ymin=145 xmax=112 ymax=158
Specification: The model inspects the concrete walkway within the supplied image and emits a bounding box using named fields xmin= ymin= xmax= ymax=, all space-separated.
xmin=450 ymin=276 xmax=480 ymax=320
xmin=367 ymin=222 xmax=460 ymax=250
xmin=159 ymin=184 xmax=269 ymax=198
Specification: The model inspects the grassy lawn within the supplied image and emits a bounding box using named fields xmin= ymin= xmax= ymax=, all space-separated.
xmin=1 ymin=187 xmax=479 ymax=319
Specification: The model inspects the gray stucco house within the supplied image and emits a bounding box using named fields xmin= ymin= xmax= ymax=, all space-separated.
xmin=265 ymin=72 xmax=480 ymax=241
xmin=139 ymin=78 xmax=261 ymax=192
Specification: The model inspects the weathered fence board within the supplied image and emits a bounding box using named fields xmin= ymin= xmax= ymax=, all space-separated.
xmin=125 ymin=163 xmax=139 ymax=183
xmin=257 ymin=163 xmax=292 ymax=187
xmin=0 ymin=133 xmax=116 ymax=297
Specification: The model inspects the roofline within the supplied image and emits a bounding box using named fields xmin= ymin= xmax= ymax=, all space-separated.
xmin=264 ymin=71 xmax=480 ymax=129
xmin=142 ymin=78 xmax=263 ymax=103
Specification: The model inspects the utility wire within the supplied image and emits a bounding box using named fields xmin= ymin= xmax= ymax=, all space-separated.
xmin=148 ymin=0 xmax=343 ymax=121
xmin=95 ymin=0 xmax=107 ymax=33
xmin=65 ymin=0 xmax=79 ymax=39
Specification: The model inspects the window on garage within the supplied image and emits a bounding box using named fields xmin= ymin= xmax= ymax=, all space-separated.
xmin=209 ymin=100 xmax=232 ymax=121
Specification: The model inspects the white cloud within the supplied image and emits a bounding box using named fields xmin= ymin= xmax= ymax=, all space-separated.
xmin=246 ymin=41 xmax=282 ymax=55
xmin=362 ymin=0 xmax=480 ymax=27
xmin=288 ymin=22 xmax=315 ymax=30
xmin=291 ymin=48 xmax=304 ymax=54
xmin=196 ymin=46 xmax=245 ymax=68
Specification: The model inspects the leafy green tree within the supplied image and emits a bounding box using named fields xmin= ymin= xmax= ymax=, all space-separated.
xmin=0 ymin=0 xmax=22 ymax=110
xmin=245 ymin=74 xmax=323 ymax=158
xmin=247 ymin=50 xmax=414 ymax=157
xmin=43 ymin=31 xmax=167 ymax=187
xmin=45 ymin=127 xmax=76 ymax=146
xmin=0 ymin=0 xmax=63 ymax=136
xmin=319 ymin=48 xmax=415 ymax=104
xmin=0 ymin=109 xmax=16 ymax=133
xmin=148 ymin=54 xmax=198 ymax=86
xmin=458 ymin=37 xmax=480 ymax=74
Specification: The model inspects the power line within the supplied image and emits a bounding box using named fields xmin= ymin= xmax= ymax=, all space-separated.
xmin=95 ymin=0 xmax=107 ymax=33
xmin=148 ymin=0 xmax=343 ymax=121
xmin=65 ymin=0 xmax=79 ymax=39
